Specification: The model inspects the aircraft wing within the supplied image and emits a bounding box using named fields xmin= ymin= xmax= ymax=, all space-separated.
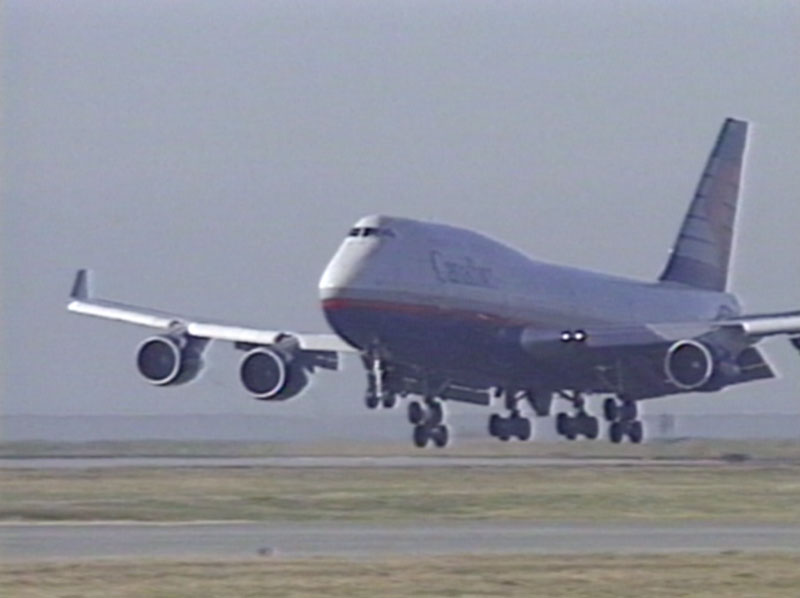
xmin=67 ymin=269 xmax=357 ymax=353
xmin=521 ymin=311 xmax=800 ymax=353
xmin=723 ymin=310 xmax=800 ymax=339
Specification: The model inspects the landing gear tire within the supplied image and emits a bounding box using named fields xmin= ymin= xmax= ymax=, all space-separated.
xmin=556 ymin=412 xmax=568 ymax=436
xmin=609 ymin=421 xmax=624 ymax=444
xmin=365 ymin=393 xmax=380 ymax=410
xmin=628 ymin=420 xmax=644 ymax=444
xmin=516 ymin=417 xmax=532 ymax=441
xmin=488 ymin=414 xmax=502 ymax=437
xmin=582 ymin=415 xmax=600 ymax=440
xmin=408 ymin=401 xmax=425 ymax=425
xmin=381 ymin=393 xmax=397 ymax=409
xmin=603 ymin=398 xmax=619 ymax=422
xmin=426 ymin=401 xmax=444 ymax=427
xmin=413 ymin=425 xmax=429 ymax=448
xmin=431 ymin=425 xmax=450 ymax=448
xmin=489 ymin=414 xmax=530 ymax=441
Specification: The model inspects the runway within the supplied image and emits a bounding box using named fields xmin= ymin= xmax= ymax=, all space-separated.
xmin=0 ymin=455 xmax=726 ymax=470
xmin=3 ymin=522 xmax=799 ymax=560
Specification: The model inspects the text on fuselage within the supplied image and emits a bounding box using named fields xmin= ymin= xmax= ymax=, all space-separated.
xmin=430 ymin=251 xmax=495 ymax=288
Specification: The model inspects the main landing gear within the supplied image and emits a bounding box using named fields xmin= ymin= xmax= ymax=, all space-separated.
xmin=604 ymin=397 xmax=644 ymax=444
xmin=555 ymin=391 xmax=600 ymax=441
xmin=488 ymin=390 xmax=534 ymax=442
xmin=363 ymin=355 xmax=452 ymax=449
xmin=408 ymin=397 xmax=450 ymax=448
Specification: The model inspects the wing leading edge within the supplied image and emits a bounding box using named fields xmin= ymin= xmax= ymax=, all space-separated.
xmin=67 ymin=269 xmax=357 ymax=353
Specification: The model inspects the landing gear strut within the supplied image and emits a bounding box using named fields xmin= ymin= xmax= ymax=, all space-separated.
xmin=604 ymin=397 xmax=644 ymax=444
xmin=555 ymin=391 xmax=599 ymax=441
xmin=488 ymin=390 xmax=533 ymax=442
xmin=364 ymin=358 xmax=397 ymax=409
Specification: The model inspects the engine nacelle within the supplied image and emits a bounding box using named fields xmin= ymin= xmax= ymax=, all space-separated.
xmin=664 ymin=339 xmax=714 ymax=390
xmin=239 ymin=345 xmax=310 ymax=401
xmin=136 ymin=335 xmax=207 ymax=386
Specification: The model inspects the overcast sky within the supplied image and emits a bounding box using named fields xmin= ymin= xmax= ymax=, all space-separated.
xmin=3 ymin=1 xmax=799 ymax=423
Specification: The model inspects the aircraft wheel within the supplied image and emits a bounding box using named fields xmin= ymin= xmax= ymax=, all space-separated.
xmin=515 ymin=417 xmax=532 ymax=441
xmin=427 ymin=401 xmax=444 ymax=427
xmin=413 ymin=425 xmax=429 ymax=448
xmin=488 ymin=413 xmax=502 ymax=437
xmin=603 ymin=398 xmax=619 ymax=422
xmin=628 ymin=420 xmax=644 ymax=444
xmin=609 ymin=421 xmax=624 ymax=444
xmin=556 ymin=412 xmax=569 ymax=436
xmin=432 ymin=425 xmax=450 ymax=448
xmin=365 ymin=392 xmax=380 ymax=410
xmin=382 ymin=393 xmax=397 ymax=409
xmin=408 ymin=401 xmax=425 ymax=425
xmin=620 ymin=401 xmax=638 ymax=422
xmin=583 ymin=416 xmax=600 ymax=440
xmin=562 ymin=416 xmax=577 ymax=441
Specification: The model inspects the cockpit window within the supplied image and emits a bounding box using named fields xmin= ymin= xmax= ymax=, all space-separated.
xmin=348 ymin=227 xmax=395 ymax=238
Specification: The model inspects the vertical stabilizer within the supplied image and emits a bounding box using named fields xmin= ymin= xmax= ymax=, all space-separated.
xmin=659 ymin=118 xmax=748 ymax=291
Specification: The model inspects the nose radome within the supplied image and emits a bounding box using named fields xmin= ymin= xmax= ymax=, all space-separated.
xmin=318 ymin=235 xmax=374 ymax=299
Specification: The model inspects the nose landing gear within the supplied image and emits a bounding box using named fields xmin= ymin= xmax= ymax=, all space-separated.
xmin=364 ymin=358 xmax=397 ymax=409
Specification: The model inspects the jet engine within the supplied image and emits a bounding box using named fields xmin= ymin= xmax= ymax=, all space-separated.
xmin=136 ymin=334 xmax=208 ymax=386
xmin=239 ymin=337 xmax=337 ymax=401
xmin=664 ymin=339 xmax=714 ymax=390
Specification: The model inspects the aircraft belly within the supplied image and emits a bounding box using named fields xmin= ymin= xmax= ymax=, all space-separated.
xmin=322 ymin=297 xmax=506 ymax=372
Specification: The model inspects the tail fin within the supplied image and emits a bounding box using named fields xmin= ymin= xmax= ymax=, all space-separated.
xmin=659 ymin=118 xmax=749 ymax=291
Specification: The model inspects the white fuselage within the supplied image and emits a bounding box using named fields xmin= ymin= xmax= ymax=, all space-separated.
xmin=319 ymin=215 xmax=739 ymax=338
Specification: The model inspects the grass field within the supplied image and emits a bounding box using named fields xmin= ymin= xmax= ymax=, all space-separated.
xmin=3 ymin=463 xmax=799 ymax=523
xmin=3 ymin=553 xmax=799 ymax=598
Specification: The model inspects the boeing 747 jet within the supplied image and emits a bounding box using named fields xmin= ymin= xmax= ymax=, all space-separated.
xmin=68 ymin=119 xmax=800 ymax=447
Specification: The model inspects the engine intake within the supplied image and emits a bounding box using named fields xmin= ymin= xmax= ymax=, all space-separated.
xmin=240 ymin=347 xmax=289 ymax=399
xmin=664 ymin=339 xmax=714 ymax=390
xmin=239 ymin=345 xmax=312 ymax=401
xmin=136 ymin=335 xmax=206 ymax=386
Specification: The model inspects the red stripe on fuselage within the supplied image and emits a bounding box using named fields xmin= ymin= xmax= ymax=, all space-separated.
xmin=321 ymin=297 xmax=528 ymax=327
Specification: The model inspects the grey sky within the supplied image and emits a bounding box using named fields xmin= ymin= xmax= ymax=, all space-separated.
xmin=3 ymin=0 xmax=798 ymax=420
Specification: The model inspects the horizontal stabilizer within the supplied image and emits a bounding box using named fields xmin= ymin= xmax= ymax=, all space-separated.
xmin=735 ymin=346 xmax=775 ymax=383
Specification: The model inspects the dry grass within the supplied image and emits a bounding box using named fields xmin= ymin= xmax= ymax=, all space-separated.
xmin=3 ymin=463 xmax=799 ymax=523
xmin=2 ymin=553 xmax=799 ymax=598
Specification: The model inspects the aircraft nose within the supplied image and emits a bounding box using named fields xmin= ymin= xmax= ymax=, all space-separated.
xmin=318 ymin=239 xmax=374 ymax=300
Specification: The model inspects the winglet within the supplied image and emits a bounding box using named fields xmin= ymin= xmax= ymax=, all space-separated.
xmin=70 ymin=269 xmax=93 ymax=300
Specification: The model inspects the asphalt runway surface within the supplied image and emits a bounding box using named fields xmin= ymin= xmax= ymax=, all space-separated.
xmin=0 ymin=455 xmax=726 ymax=469
xmin=3 ymin=522 xmax=799 ymax=560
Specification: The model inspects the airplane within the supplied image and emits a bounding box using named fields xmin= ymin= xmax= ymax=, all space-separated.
xmin=67 ymin=118 xmax=800 ymax=448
